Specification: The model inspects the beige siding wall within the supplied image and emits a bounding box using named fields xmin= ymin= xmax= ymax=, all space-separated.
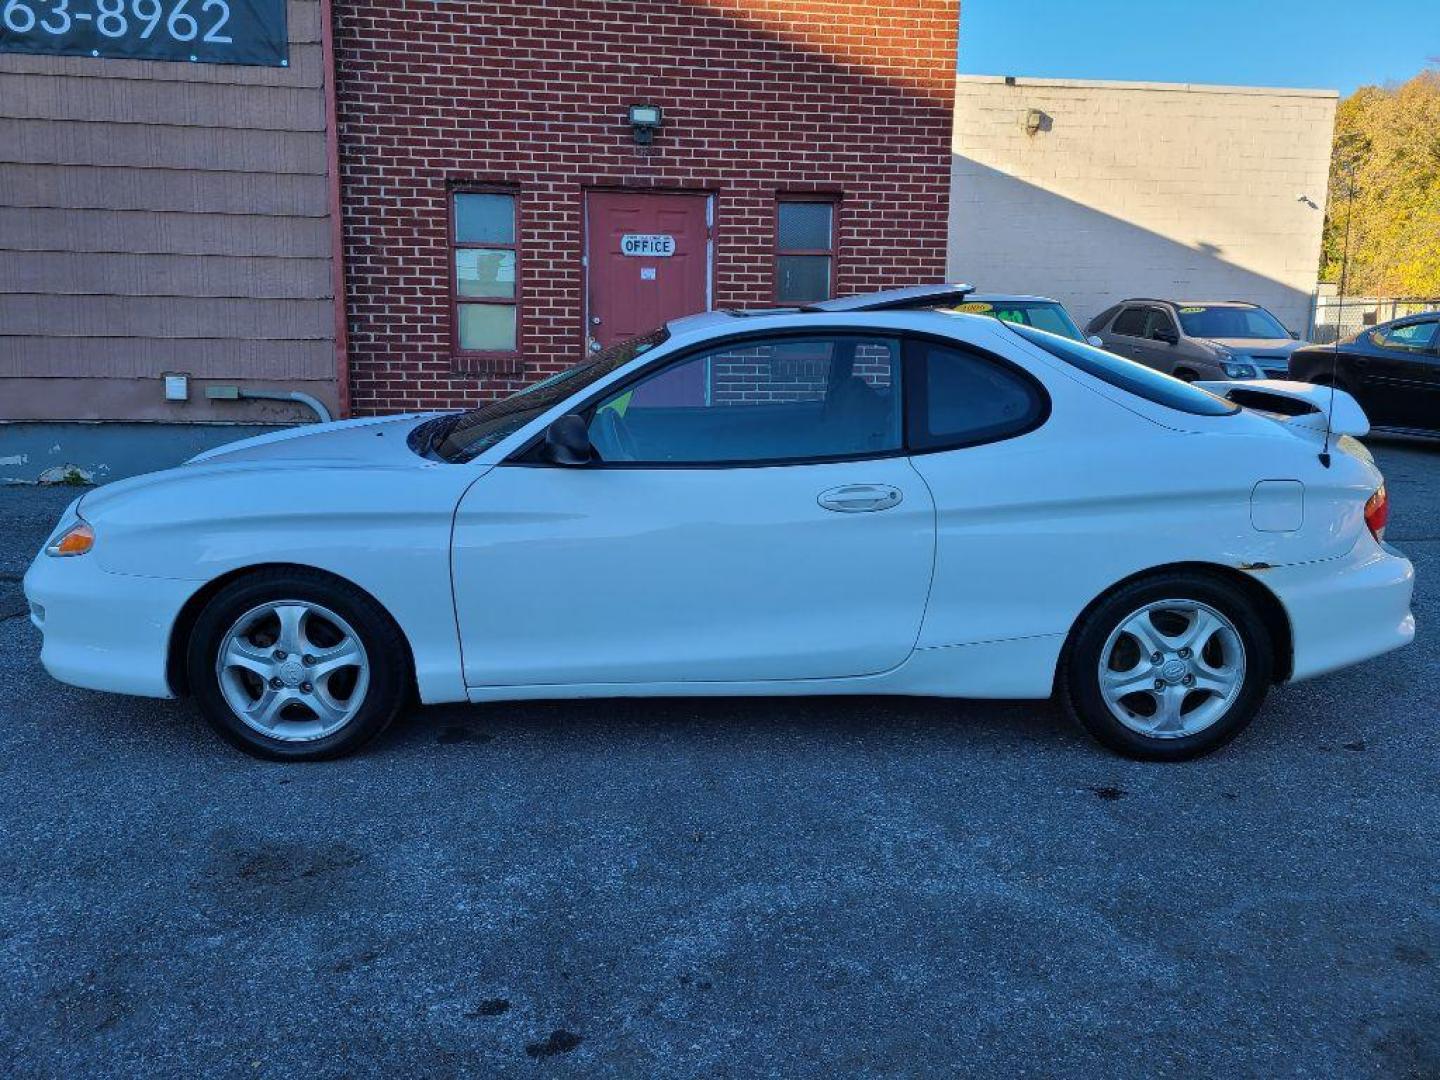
xmin=948 ymin=76 xmax=1337 ymax=334
xmin=0 ymin=0 xmax=337 ymax=422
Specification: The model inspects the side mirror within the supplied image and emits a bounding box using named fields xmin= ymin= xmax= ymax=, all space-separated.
xmin=543 ymin=413 xmax=594 ymax=465
xmin=1153 ymin=326 xmax=1179 ymax=346
xmin=1087 ymin=335 xmax=1104 ymax=348
xmin=1288 ymin=328 xmax=1301 ymax=340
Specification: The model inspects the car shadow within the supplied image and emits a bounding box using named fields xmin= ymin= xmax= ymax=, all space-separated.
xmin=388 ymin=692 xmax=1087 ymax=759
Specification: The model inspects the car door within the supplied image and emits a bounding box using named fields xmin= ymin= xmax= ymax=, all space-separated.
xmin=1135 ymin=306 xmax=1187 ymax=376
xmin=1353 ymin=318 xmax=1440 ymax=429
xmin=450 ymin=331 xmax=936 ymax=688
xmin=1104 ymin=305 xmax=1150 ymax=363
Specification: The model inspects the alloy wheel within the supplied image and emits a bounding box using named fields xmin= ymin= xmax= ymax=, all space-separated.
xmin=1097 ymin=599 xmax=1246 ymax=738
xmin=215 ymin=600 xmax=370 ymax=742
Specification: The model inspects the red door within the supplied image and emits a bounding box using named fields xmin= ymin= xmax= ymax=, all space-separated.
xmin=586 ymin=191 xmax=710 ymax=351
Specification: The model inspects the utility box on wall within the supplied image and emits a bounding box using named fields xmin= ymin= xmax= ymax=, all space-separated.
xmin=948 ymin=75 xmax=1338 ymax=335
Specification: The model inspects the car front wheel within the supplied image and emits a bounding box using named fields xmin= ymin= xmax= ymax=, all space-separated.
xmin=187 ymin=569 xmax=410 ymax=761
xmin=1061 ymin=573 xmax=1274 ymax=761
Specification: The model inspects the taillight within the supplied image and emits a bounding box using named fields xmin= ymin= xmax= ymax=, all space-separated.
xmin=1365 ymin=485 xmax=1388 ymax=542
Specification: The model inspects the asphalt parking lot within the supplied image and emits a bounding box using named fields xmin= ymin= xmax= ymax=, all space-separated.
xmin=1 ymin=442 xmax=1438 ymax=1079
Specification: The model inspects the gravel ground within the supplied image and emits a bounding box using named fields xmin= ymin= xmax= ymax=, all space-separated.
xmin=1 ymin=441 xmax=1437 ymax=1078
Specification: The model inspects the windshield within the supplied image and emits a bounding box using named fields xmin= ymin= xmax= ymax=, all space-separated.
xmin=954 ymin=299 xmax=1085 ymax=342
xmin=1176 ymin=305 xmax=1289 ymax=340
xmin=1005 ymin=322 xmax=1238 ymax=416
xmin=416 ymin=328 xmax=670 ymax=463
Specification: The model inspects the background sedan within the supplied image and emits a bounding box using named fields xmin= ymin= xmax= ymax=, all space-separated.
xmin=1290 ymin=311 xmax=1440 ymax=433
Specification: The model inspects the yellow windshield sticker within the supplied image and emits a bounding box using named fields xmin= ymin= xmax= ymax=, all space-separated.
xmin=1178 ymin=306 xmax=1205 ymax=314
xmin=955 ymin=301 xmax=994 ymax=313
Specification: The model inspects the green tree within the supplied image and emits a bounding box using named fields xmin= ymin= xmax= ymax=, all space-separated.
xmin=1321 ymin=68 xmax=1440 ymax=296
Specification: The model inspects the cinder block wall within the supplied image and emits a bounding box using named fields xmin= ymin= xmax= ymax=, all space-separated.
xmin=333 ymin=0 xmax=959 ymax=413
xmin=948 ymin=76 xmax=1337 ymax=334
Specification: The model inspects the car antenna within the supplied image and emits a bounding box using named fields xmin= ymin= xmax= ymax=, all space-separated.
xmin=1320 ymin=162 xmax=1357 ymax=469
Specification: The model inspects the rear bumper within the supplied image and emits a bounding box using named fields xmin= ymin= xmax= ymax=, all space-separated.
xmin=1255 ymin=538 xmax=1415 ymax=683
xmin=22 ymin=552 xmax=194 ymax=699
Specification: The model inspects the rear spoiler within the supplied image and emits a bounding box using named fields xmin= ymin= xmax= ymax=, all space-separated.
xmin=1195 ymin=379 xmax=1369 ymax=438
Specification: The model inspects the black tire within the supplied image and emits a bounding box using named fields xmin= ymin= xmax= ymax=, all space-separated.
xmin=186 ymin=568 xmax=411 ymax=761
xmin=1060 ymin=572 xmax=1274 ymax=761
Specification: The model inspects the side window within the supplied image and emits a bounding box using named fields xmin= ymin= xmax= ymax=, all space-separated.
xmin=1372 ymin=320 xmax=1438 ymax=353
xmin=774 ymin=200 xmax=836 ymax=303
xmin=1111 ymin=307 xmax=1148 ymax=337
xmin=1144 ymin=307 xmax=1178 ymax=340
xmin=586 ymin=335 xmax=900 ymax=464
xmin=451 ymin=190 xmax=519 ymax=356
xmin=909 ymin=341 xmax=1047 ymax=452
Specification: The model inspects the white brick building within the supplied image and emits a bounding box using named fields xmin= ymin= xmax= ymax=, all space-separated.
xmin=948 ymin=75 xmax=1338 ymax=335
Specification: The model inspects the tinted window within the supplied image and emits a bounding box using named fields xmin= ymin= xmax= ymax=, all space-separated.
xmin=1087 ymin=304 xmax=1122 ymax=334
xmin=910 ymin=342 xmax=1046 ymax=451
xmin=1112 ymin=307 xmax=1148 ymax=336
xmin=954 ymin=299 xmax=1084 ymax=342
xmin=1005 ymin=323 xmax=1239 ymax=417
xmin=1144 ymin=308 xmax=1178 ymax=339
xmin=586 ymin=335 xmax=901 ymax=464
xmin=1175 ymin=305 xmax=1289 ymax=339
xmin=1371 ymin=320 xmax=1438 ymax=352
xmin=422 ymin=328 xmax=670 ymax=462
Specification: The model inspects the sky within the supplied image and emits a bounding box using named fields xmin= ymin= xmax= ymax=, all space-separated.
xmin=960 ymin=0 xmax=1438 ymax=96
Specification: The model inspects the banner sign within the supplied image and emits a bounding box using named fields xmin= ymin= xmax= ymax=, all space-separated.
xmin=0 ymin=0 xmax=289 ymax=67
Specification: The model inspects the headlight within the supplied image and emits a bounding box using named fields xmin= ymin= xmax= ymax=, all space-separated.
xmin=1222 ymin=361 xmax=1259 ymax=379
xmin=45 ymin=520 xmax=95 ymax=557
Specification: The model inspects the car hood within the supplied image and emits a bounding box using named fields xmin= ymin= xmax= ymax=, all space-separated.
xmin=1203 ymin=337 xmax=1305 ymax=357
xmin=185 ymin=413 xmax=439 ymax=466
xmin=75 ymin=413 xmax=447 ymax=521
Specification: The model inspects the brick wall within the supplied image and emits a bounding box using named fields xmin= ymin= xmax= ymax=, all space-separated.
xmin=332 ymin=0 xmax=959 ymax=414
xmin=948 ymin=76 xmax=1337 ymax=334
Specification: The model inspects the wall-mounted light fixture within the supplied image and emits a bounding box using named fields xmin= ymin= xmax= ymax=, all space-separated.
xmin=1023 ymin=108 xmax=1050 ymax=136
xmin=629 ymin=104 xmax=663 ymax=146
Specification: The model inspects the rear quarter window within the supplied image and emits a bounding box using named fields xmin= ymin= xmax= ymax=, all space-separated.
xmin=908 ymin=340 xmax=1048 ymax=451
xmin=1005 ymin=323 xmax=1238 ymax=417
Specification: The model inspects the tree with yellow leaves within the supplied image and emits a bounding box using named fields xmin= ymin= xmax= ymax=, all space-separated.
xmin=1322 ymin=67 xmax=1440 ymax=297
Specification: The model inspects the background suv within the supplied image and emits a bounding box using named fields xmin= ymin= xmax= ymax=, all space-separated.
xmin=1089 ymin=300 xmax=1307 ymax=381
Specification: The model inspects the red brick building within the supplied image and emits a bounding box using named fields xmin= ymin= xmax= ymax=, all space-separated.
xmin=332 ymin=0 xmax=960 ymax=414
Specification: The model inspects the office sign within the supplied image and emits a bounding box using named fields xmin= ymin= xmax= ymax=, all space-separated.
xmin=0 ymin=0 xmax=288 ymax=67
xmin=620 ymin=234 xmax=675 ymax=258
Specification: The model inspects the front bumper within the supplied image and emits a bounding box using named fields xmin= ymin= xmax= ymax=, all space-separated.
xmin=23 ymin=551 xmax=196 ymax=699
xmin=1255 ymin=536 xmax=1415 ymax=683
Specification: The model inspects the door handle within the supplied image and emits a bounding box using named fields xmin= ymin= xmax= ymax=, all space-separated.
xmin=818 ymin=484 xmax=903 ymax=513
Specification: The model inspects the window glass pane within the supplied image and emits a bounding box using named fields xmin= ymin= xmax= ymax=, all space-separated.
xmin=457 ymin=249 xmax=516 ymax=298
xmin=1175 ymin=305 xmax=1289 ymax=339
xmin=454 ymin=192 xmax=515 ymax=244
xmin=1143 ymin=308 xmax=1177 ymax=339
xmin=776 ymin=254 xmax=832 ymax=303
xmin=1377 ymin=321 xmax=1438 ymax=350
xmin=587 ymin=336 xmax=900 ymax=463
xmin=777 ymin=201 xmax=833 ymax=250
xmin=1006 ymin=323 xmax=1237 ymax=416
xmin=916 ymin=343 xmax=1044 ymax=450
xmin=1112 ymin=307 xmax=1148 ymax=337
xmin=458 ymin=303 xmax=516 ymax=352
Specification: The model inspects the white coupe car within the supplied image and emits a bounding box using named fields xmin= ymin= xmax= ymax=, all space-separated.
xmin=25 ymin=286 xmax=1414 ymax=762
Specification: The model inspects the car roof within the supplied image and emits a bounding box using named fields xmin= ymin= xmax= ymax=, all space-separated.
xmin=963 ymin=293 xmax=1065 ymax=304
xmin=1118 ymin=298 xmax=1259 ymax=309
xmin=665 ymin=283 xmax=1048 ymax=338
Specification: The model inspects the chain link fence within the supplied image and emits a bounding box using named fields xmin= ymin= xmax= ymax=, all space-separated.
xmin=1309 ymin=296 xmax=1440 ymax=343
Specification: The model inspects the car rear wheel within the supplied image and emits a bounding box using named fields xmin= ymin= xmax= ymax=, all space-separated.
xmin=1061 ymin=573 xmax=1274 ymax=760
xmin=187 ymin=569 xmax=410 ymax=761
